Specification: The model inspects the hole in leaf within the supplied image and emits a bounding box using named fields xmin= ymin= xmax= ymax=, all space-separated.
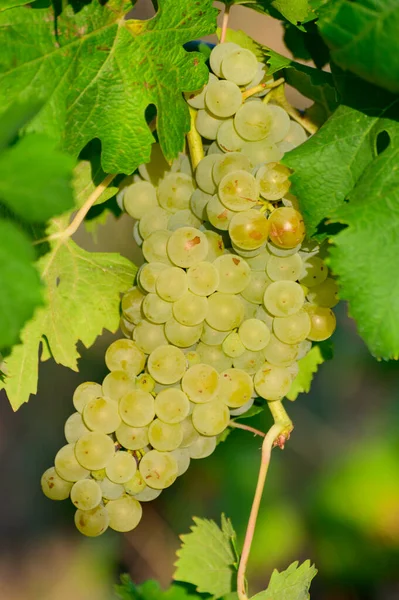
xmin=315 ymin=219 xmax=347 ymax=238
xmin=128 ymin=0 xmax=157 ymax=19
xmin=376 ymin=130 xmax=390 ymax=155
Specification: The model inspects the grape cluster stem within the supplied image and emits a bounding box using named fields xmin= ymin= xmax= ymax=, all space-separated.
xmin=229 ymin=421 xmax=266 ymax=438
xmin=220 ymin=4 xmax=231 ymax=44
xmin=236 ymin=421 xmax=288 ymax=600
xmin=241 ymin=77 xmax=285 ymax=101
xmin=187 ymin=107 xmax=204 ymax=169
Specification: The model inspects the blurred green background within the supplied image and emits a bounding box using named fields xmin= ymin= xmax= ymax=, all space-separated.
xmin=1 ymin=2 xmax=399 ymax=599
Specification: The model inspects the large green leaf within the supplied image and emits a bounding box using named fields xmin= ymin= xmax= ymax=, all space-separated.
xmin=286 ymin=346 xmax=324 ymax=401
xmin=251 ymin=561 xmax=317 ymax=600
xmin=1 ymin=216 xmax=136 ymax=410
xmin=116 ymin=576 xmax=199 ymax=600
xmin=0 ymin=0 xmax=217 ymax=174
xmin=319 ymin=0 xmax=399 ymax=94
xmin=174 ymin=515 xmax=238 ymax=599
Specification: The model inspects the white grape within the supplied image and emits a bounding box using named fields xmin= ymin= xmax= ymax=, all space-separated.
xmin=64 ymin=412 xmax=90 ymax=443
xmin=187 ymin=261 xmax=220 ymax=296
xmin=200 ymin=321 xmax=229 ymax=346
xmin=75 ymin=432 xmax=115 ymax=471
xmin=138 ymin=262 xmax=164 ymax=293
xmin=123 ymin=181 xmax=158 ymax=219
xmin=54 ymin=444 xmax=90 ymax=482
xmin=139 ymin=450 xmax=178 ymax=489
xmin=74 ymin=505 xmax=109 ymax=537
xmin=115 ymin=423 xmax=149 ymax=450
xmin=119 ymin=390 xmax=155 ymax=427
xmin=107 ymin=496 xmax=142 ymax=532
xmin=222 ymin=331 xmax=246 ymax=358
xmin=213 ymin=152 xmax=252 ymax=185
xmin=139 ymin=207 xmax=170 ymax=239
xmin=167 ymin=227 xmax=208 ymax=268
xmin=205 ymin=80 xmax=242 ymax=118
xmin=273 ymin=310 xmax=311 ymax=344
xmin=214 ymin=254 xmax=251 ymax=293
xmin=102 ymin=371 xmax=136 ymax=402
xmin=148 ymin=419 xmax=183 ymax=451
xmin=218 ymin=368 xmax=254 ymax=408
xmin=234 ymin=102 xmax=273 ymax=141
xmin=105 ymin=339 xmax=146 ymax=376
xmin=266 ymin=253 xmax=303 ymax=282
xmin=238 ymin=318 xmax=270 ymax=351
xmin=263 ymin=281 xmax=305 ymax=317
xmin=195 ymin=154 xmax=222 ymax=194
xmin=156 ymin=266 xmax=188 ymax=302
xmin=73 ymin=382 xmax=102 ymax=414
xmin=83 ymin=396 xmax=121 ymax=434
xmin=254 ymin=362 xmax=292 ymax=401
xmin=41 ymin=467 xmax=73 ymax=501
xmin=206 ymin=292 xmax=245 ymax=331
xmin=188 ymin=435 xmax=217 ymax=459
xmin=196 ymin=109 xmax=225 ymax=140
xmin=158 ymin=172 xmax=195 ymax=213
xmin=229 ymin=209 xmax=269 ymax=250
xmin=165 ymin=317 xmax=202 ymax=347
xmin=218 ymin=170 xmax=260 ymax=212
xmin=182 ymin=363 xmax=220 ymax=403
xmin=133 ymin=320 xmax=168 ymax=354
xmin=142 ymin=229 xmax=172 ymax=264
xmin=192 ymin=399 xmax=230 ymax=436
xmin=142 ymin=293 xmax=173 ymax=324
xmin=70 ymin=479 xmax=102 ymax=511
xmin=106 ymin=452 xmax=137 ymax=484
xmin=217 ymin=119 xmax=245 ymax=153
xmin=154 ymin=388 xmax=190 ymax=424
xmin=147 ymin=345 xmax=187 ymax=384
xmin=221 ymin=48 xmax=258 ymax=85
xmin=206 ymin=194 xmax=235 ymax=230
xmin=196 ymin=342 xmax=232 ymax=372
xmin=210 ymin=42 xmax=240 ymax=77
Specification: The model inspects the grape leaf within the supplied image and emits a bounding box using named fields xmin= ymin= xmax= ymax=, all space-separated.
xmin=0 ymin=0 xmax=217 ymax=174
xmin=221 ymin=0 xmax=315 ymax=27
xmin=73 ymin=161 xmax=118 ymax=209
xmin=0 ymin=220 xmax=43 ymax=351
xmin=250 ymin=560 xmax=317 ymax=600
xmin=116 ymin=576 xmax=199 ymax=600
xmin=174 ymin=515 xmax=238 ymax=599
xmin=0 ymin=0 xmax=30 ymax=11
xmin=0 ymin=216 xmax=136 ymax=410
xmin=286 ymin=346 xmax=324 ymax=401
xmin=318 ymin=0 xmax=399 ymax=94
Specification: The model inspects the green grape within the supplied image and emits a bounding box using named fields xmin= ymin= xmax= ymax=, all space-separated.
xmin=173 ymin=291 xmax=208 ymax=326
xmin=138 ymin=143 xmax=169 ymax=185
xmin=180 ymin=416 xmax=201 ymax=448
xmin=238 ymin=318 xmax=270 ymax=351
xmin=136 ymin=373 xmax=155 ymax=393
xmin=206 ymin=292 xmax=245 ymax=331
xmin=168 ymin=208 xmax=202 ymax=232
xmin=245 ymin=249 xmax=271 ymax=271
xmin=297 ymin=339 xmax=312 ymax=359
xmin=255 ymin=304 xmax=274 ymax=328
xmin=148 ymin=418 xmax=183 ymax=451
xmin=262 ymin=333 xmax=299 ymax=367
xmin=142 ymin=230 xmax=172 ymax=264
xmin=142 ymin=293 xmax=173 ymax=324
xmin=241 ymin=140 xmax=283 ymax=167
xmin=138 ymin=262 xmax=164 ymax=293
xmin=105 ymin=451 xmax=137 ymax=484
xmin=147 ymin=345 xmax=187 ymax=384
xmin=304 ymin=304 xmax=336 ymax=341
xmin=124 ymin=470 xmax=146 ymax=495
xmin=139 ymin=207 xmax=170 ymax=239
xmin=267 ymin=240 xmax=301 ymax=257
xmin=282 ymin=120 xmax=307 ymax=148
xmin=139 ymin=450 xmax=178 ymax=489
xmin=185 ymin=72 xmax=218 ymax=108
xmin=233 ymin=349 xmax=264 ymax=375
xmin=102 ymin=371 xmax=136 ymax=402
xmin=115 ymin=423 xmax=149 ymax=450
xmin=267 ymin=105 xmax=291 ymax=142
xmin=188 ymin=435 xmax=217 ymax=459
xmin=229 ymin=209 xmax=269 ymax=250
xmin=182 ymin=363 xmax=220 ymax=403
xmin=134 ymin=487 xmax=162 ymax=501
xmin=222 ymin=331 xmax=246 ymax=358
xmin=192 ymin=399 xmax=230 ymax=436
xmin=74 ymin=505 xmax=109 ymax=537
xmin=207 ymin=141 xmax=224 ymax=154
xmin=232 ymin=243 xmax=266 ymax=259
xmin=206 ymin=194 xmax=235 ymax=230
xmin=218 ymin=170 xmax=260 ymax=212
xmin=195 ymin=154 xmax=222 ymax=195
xmin=64 ymin=412 xmax=90 ymax=443
xmin=218 ymin=368 xmax=254 ymax=408
xmin=266 ymin=253 xmax=303 ymax=282
xmin=70 ymin=479 xmax=102 ymax=511
xmin=185 ymin=350 xmax=201 ymax=368
xmin=73 ymin=382 xmax=102 ymax=414
xmin=217 ymin=119 xmax=245 ymax=153
xmin=254 ymin=362 xmax=292 ymax=401
xmin=229 ymin=397 xmax=255 ymax=416
xmin=41 ymin=467 xmax=73 ymax=500
xmin=238 ymin=293 xmax=260 ymax=318
xmin=75 ymin=432 xmax=115 ymax=471
xmin=99 ymin=477 xmax=124 ymax=500
xmin=263 ymin=281 xmax=305 ymax=317
xmin=205 ymin=80 xmax=242 ymax=118
xmin=221 ymin=48 xmax=258 ymax=85
xmin=119 ymin=390 xmax=155 ymax=427
xmin=196 ymin=109 xmax=225 ymax=140
xmin=105 ymin=339 xmax=146 ymax=377
xmin=196 ymin=342 xmax=233 ymax=372
xmin=54 ymin=444 xmax=89 ymax=482
xmin=167 ymin=227 xmax=208 ymax=268
xmin=307 ymin=277 xmax=339 ymax=308
xmin=256 ymin=162 xmax=291 ymax=200
xmin=187 ymin=261 xmax=219 ymax=296
xmin=190 ymin=188 xmax=212 ymax=219
xmin=133 ymin=320 xmax=168 ymax=354
xmin=204 ymin=230 xmax=225 ymax=260
xmin=120 ymin=316 xmax=135 ymax=338
xmin=210 ymin=42 xmax=240 ymax=76
xmin=267 ymin=207 xmax=306 ymax=249
xmin=107 ymin=496 xmax=142 ymax=532
xmin=156 ymin=266 xmax=188 ymax=302
xmin=213 ymin=152 xmax=252 ymax=186
xmin=83 ymin=396 xmax=121 ymax=434
xmin=213 ymin=254 xmax=251 ymax=294
xmin=299 ymin=256 xmax=328 ymax=287
xmin=121 ymin=287 xmax=145 ymax=325
xmin=154 ymin=388 xmax=190 ymax=424
xmin=273 ymin=310 xmax=311 ymax=344
xmin=234 ymin=102 xmax=273 ymax=141
xmin=171 ymin=448 xmax=191 ymax=476
xmin=165 ymin=317 xmax=202 ymax=347
xmin=123 ymin=181 xmax=158 ymax=219
xmin=200 ymin=321 xmax=229 ymax=346
xmin=244 ymin=61 xmax=267 ymax=91
xmin=158 ymin=172 xmax=195 ymax=213
xmin=241 ymin=271 xmax=271 ymax=304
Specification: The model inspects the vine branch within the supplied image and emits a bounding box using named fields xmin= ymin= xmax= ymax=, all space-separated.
xmin=220 ymin=4 xmax=231 ymax=44
xmin=236 ymin=422 xmax=286 ymax=600
xmin=187 ymin=106 xmax=204 ymax=170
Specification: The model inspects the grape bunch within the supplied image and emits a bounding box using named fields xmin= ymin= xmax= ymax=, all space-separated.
xmin=41 ymin=42 xmax=339 ymax=537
